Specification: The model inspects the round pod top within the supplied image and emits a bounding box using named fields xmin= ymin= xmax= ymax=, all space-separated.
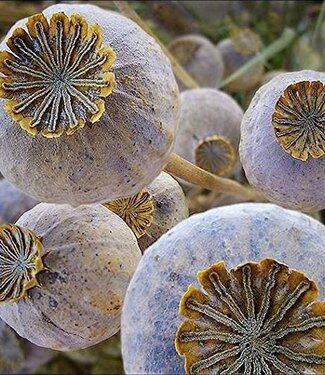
xmin=168 ymin=34 xmax=224 ymax=90
xmin=0 ymin=203 xmax=141 ymax=351
xmin=174 ymin=88 xmax=243 ymax=178
xmin=0 ymin=3 xmax=179 ymax=205
xmin=240 ymin=70 xmax=325 ymax=211
xmin=105 ymin=171 xmax=189 ymax=252
xmin=121 ymin=203 xmax=325 ymax=374
xmin=175 ymin=258 xmax=325 ymax=374
xmin=216 ymin=29 xmax=264 ymax=93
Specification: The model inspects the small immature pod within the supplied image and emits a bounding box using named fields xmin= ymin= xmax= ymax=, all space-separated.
xmin=216 ymin=29 xmax=264 ymax=92
xmin=240 ymin=70 xmax=325 ymax=211
xmin=0 ymin=203 xmax=141 ymax=351
xmin=0 ymin=3 xmax=179 ymax=205
xmin=174 ymin=88 xmax=243 ymax=178
xmin=168 ymin=35 xmax=224 ymax=90
xmin=105 ymin=172 xmax=189 ymax=252
xmin=0 ymin=179 xmax=39 ymax=223
xmin=121 ymin=203 xmax=325 ymax=374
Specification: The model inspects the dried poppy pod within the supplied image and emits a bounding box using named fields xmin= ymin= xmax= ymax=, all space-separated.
xmin=0 ymin=203 xmax=141 ymax=351
xmin=168 ymin=35 xmax=224 ymax=90
xmin=105 ymin=171 xmax=189 ymax=252
xmin=240 ymin=70 xmax=325 ymax=211
xmin=174 ymin=88 xmax=243 ymax=179
xmin=176 ymin=258 xmax=325 ymax=374
xmin=121 ymin=203 xmax=325 ymax=374
xmin=0 ymin=179 xmax=39 ymax=223
xmin=0 ymin=3 xmax=179 ymax=205
xmin=216 ymin=29 xmax=264 ymax=92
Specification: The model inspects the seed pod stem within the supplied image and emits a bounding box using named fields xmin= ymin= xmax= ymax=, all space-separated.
xmin=114 ymin=1 xmax=199 ymax=89
xmin=164 ymin=153 xmax=263 ymax=202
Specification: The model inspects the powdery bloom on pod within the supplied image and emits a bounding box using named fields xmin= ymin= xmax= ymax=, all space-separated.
xmin=0 ymin=203 xmax=141 ymax=351
xmin=240 ymin=70 xmax=325 ymax=211
xmin=121 ymin=203 xmax=325 ymax=374
xmin=174 ymin=88 xmax=243 ymax=180
xmin=176 ymin=258 xmax=325 ymax=374
xmin=216 ymin=29 xmax=264 ymax=93
xmin=0 ymin=3 xmax=179 ymax=205
xmin=105 ymin=172 xmax=189 ymax=252
xmin=0 ymin=179 xmax=39 ymax=224
xmin=168 ymin=35 xmax=224 ymax=90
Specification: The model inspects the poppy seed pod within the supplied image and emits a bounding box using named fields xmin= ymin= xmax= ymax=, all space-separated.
xmin=216 ymin=29 xmax=264 ymax=92
xmin=0 ymin=203 xmax=141 ymax=351
xmin=121 ymin=203 xmax=325 ymax=374
xmin=240 ymin=70 xmax=325 ymax=211
xmin=105 ymin=171 xmax=189 ymax=252
xmin=174 ymin=88 xmax=243 ymax=179
xmin=0 ymin=3 xmax=179 ymax=205
xmin=0 ymin=179 xmax=39 ymax=223
xmin=168 ymin=35 xmax=224 ymax=90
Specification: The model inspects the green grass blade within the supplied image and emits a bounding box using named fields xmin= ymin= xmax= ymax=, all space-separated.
xmin=312 ymin=0 xmax=325 ymax=47
xmin=218 ymin=28 xmax=296 ymax=89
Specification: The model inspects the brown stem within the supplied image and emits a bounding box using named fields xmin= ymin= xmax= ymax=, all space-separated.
xmin=164 ymin=153 xmax=264 ymax=202
xmin=114 ymin=1 xmax=199 ymax=89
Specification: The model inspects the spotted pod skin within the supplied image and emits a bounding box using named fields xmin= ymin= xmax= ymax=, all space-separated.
xmin=121 ymin=203 xmax=325 ymax=374
xmin=0 ymin=180 xmax=39 ymax=224
xmin=174 ymin=88 xmax=243 ymax=180
xmin=0 ymin=203 xmax=141 ymax=351
xmin=138 ymin=172 xmax=189 ymax=252
xmin=0 ymin=3 xmax=179 ymax=205
xmin=216 ymin=37 xmax=264 ymax=92
xmin=168 ymin=35 xmax=224 ymax=91
xmin=240 ymin=70 xmax=325 ymax=211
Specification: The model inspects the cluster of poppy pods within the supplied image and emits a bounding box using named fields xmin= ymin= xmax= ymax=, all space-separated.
xmin=0 ymin=2 xmax=324 ymax=374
